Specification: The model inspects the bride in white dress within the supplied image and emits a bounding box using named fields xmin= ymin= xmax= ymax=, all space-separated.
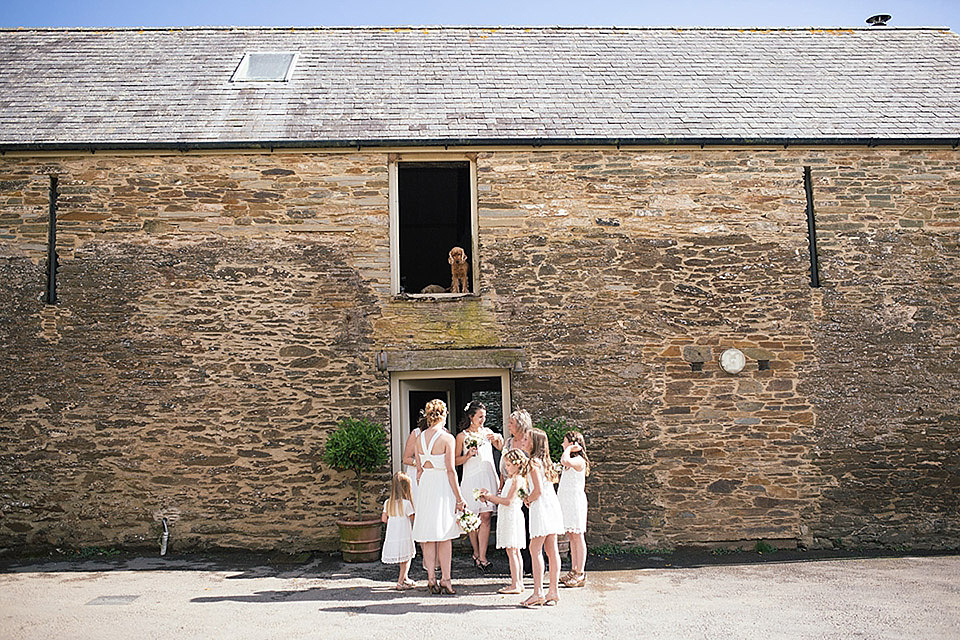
xmin=411 ymin=399 xmax=467 ymax=595
xmin=456 ymin=401 xmax=503 ymax=569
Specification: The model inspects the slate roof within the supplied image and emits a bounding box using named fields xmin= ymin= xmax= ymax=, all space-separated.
xmin=1 ymin=26 xmax=959 ymax=150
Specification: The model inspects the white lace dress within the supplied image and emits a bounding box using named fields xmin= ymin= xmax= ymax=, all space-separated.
xmin=381 ymin=499 xmax=416 ymax=564
xmin=557 ymin=465 xmax=588 ymax=533
xmin=459 ymin=428 xmax=499 ymax=515
xmin=528 ymin=464 xmax=564 ymax=539
xmin=495 ymin=476 xmax=526 ymax=549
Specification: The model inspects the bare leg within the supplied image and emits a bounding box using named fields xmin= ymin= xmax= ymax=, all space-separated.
xmin=545 ymin=534 xmax=560 ymax=600
xmin=569 ymin=531 xmax=587 ymax=574
xmin=398 ymin=559 xmax=411 ymax=585
xmin=468 ymin=530 xmax=480 ymax=561
xmin=438 ymin=539 xmax=453 ymax=587
xmin=529 ymin=536 xmax=545 ymax=597
xmin=477 ymin=512 xmax=492 ymax=563
xmin=510 ymin=548 xmax=524 ymax=591
xmin=422 ymin=542 xmax=437 ymax=586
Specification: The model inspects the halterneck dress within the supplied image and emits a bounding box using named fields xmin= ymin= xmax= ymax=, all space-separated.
xmin=411 ymin=430 xmax=461 ymax=543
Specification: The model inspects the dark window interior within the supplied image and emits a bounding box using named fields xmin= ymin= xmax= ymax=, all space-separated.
xmin=398 ymin=162 xmax=472 ymax=294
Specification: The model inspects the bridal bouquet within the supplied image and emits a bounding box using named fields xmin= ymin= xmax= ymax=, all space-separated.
xmin=457 ymin=509 xmax=482 ymax=534
xmin=517 ymin=486 xmax=528 ymax=500
xmin=472 ymin=488 xmax=486 ymax=502
xmin=463 ymin=431 xmax=484 ymax=450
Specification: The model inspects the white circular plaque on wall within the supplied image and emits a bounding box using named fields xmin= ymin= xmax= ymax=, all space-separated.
xmin=719 ymin=348 xmax=746 ymax=374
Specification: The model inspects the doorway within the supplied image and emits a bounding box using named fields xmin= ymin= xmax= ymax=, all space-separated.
xmin=390 ymin=369 xmax=511 ymax=473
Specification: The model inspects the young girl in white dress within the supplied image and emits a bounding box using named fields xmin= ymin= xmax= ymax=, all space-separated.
xmin=558 ymin=430 xmax=590 ymax=588
xmin=521 ymin=428 xmax=565 ymax=607
xmin=380 ymin=471 xmax=416 ymax=590
xmin=478 ymin=448 xmax=529 ymax=595
xmin=456 ymin=401 xmax=503 ymax=570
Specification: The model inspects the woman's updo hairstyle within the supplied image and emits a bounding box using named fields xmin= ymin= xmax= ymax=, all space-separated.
xmin=423 ymin=398 xmax=448 ymax=427
xmin=509 ymin=409 xmax=533 ymax=436
xmin=459 ymin=400 xmax=486 ymax=431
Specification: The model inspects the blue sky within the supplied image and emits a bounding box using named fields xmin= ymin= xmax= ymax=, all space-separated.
xmin=2 ymin=0 xmax=958 ymax=29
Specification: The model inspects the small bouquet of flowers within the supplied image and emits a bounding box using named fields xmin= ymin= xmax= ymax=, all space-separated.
xmin=457 ymin=509 xmax=482 ymax=534
xmin=472 ymin=488 xmax=486 ymax=502
xmin=463 ymin=431 xmax=484 ymax=450
xmin=517 ymin=485 xmax=528 ymax=500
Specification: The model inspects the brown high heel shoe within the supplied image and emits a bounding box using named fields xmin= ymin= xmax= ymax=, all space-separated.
xmin=427 ymin=581 xmax=441 ymax=595
xmin=439 ymin=581 xmax=456 ymax=595
xmin=566 ymin=572 xmax=586 ymax=588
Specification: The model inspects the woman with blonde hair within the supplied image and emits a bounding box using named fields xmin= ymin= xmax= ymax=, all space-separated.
xmin=411 ymin=398 xmax=467 ymax=595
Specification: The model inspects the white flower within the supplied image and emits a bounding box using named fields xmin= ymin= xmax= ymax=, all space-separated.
xmin=457 ymin=510 xmax=482 ymax=533
xmin=517 ymin=486 xmax=528 ymax=500
xmin=463 ymin=431 xmax=484 ymax=450
xmin=472 ymin=488 xmax=485 ymax=501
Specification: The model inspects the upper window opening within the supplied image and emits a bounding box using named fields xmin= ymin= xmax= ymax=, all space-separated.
xmin=395 ymin=161 xmax=475 ymax=296
xmin=231 ymin=52 xmax=298 ymax=82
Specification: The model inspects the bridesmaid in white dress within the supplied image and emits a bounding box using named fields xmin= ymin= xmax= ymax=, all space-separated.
xmin=558 ymin=430 xmax=590 ymax=588
xmin=522 ymin=428 xmax=564 ymax=607
xmin=456 ymin=401 xmax=503 ymax=569
xmin=411 ymin=399 xmax=467 ymax=595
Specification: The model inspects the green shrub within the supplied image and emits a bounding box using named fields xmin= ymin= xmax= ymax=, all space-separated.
xmin=321 ymin=417 xmax=390 ymax=519
xmin=534 ymin=416 xmax=576 ymax=463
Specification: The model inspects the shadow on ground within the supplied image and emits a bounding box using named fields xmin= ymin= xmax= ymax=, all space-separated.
xmin=2 ymin=545 xmax=957 ymax=579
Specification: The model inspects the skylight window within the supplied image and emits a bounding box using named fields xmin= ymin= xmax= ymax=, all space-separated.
xmin=231 ymin=52 xmax=298 ymax=82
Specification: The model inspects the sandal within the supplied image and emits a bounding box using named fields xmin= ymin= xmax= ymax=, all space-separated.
xmin=477 ymin=559 xmax=491 ymax=570
xmin=427 ymin=581 xmax=441 ymax=595
xmin=439 ymin=581 xmax=456 ymax=595
xmin=520 ymin=595 xmax=545 ymax=608
xmin=544 ymin=593 xmax=560 ymax=606
xmin=566 ymin=573 xmax=586 ymax=588
xmin=498 ymin=586 xmax=524 ymax=594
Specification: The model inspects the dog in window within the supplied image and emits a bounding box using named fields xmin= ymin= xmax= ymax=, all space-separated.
xmin=448 ymin=246 xmax=469 ymax=294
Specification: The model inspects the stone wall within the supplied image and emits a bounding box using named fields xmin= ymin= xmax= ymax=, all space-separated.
xmin=1 ymin=147 xmax=957 ymax=552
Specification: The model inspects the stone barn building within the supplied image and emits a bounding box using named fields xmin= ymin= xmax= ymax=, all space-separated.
xmin=1 ymin=26 xmax=958 ymax=553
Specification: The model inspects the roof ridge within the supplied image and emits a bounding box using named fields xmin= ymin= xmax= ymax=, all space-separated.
xmin=0 ymin=25 xmax=953 ymax=32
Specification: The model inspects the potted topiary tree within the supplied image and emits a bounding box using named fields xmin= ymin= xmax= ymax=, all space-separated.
xmin=321 ymin=417 xmax=390 ymax=562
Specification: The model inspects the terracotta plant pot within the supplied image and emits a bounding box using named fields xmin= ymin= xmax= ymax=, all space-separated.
xmin=337 ymin=518 xmax=383 ymax=563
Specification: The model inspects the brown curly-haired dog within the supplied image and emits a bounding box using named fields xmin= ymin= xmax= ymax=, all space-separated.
xmin=448 ymin=246 xmax=469 ymax=293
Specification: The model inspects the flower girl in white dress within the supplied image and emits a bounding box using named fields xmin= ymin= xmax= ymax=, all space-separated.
xmin=381 ymin=471 xmax=416 ymax=590
xmin=478 ymin=448 xmax=529 ymax=595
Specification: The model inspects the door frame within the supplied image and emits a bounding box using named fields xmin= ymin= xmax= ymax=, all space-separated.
xmin=389 ymin=368 xmax=512 ymax=473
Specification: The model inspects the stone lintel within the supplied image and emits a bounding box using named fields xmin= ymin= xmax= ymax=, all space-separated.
xmin=379 ymin=348 xmax=525 ymax=372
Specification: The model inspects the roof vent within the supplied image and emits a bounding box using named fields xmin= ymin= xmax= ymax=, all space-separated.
xmin=231 ymin=52 xmax=298 ymax=82
xmin=866 ymin=14 xmax=892 ymax=26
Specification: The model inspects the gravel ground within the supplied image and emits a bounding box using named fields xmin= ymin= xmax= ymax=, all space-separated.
xmin=1 ymin=549 xmax=957 ymax=640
